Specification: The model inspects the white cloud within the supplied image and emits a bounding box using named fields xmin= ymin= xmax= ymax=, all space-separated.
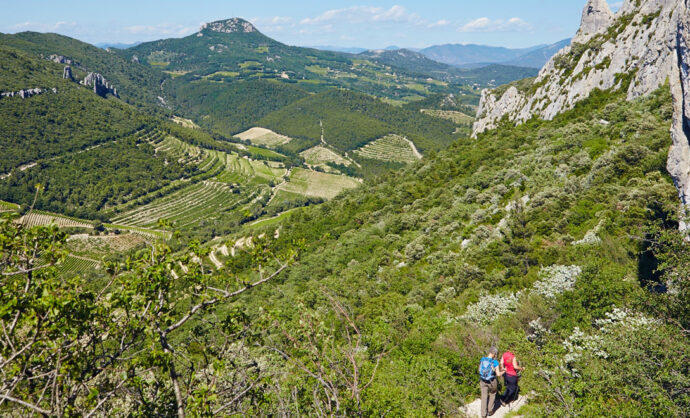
xmin=300 ymin=5 xmax=422 ymax=26
xmin=457 ymin=17 xmax=532 ymax=33
xmin=123 ymin=23 xmax=196 ymax=37
xmin=428 ymin=19 xmax=450 ymax=28
xmin=11 ymin=21 xmax=77 ymax=32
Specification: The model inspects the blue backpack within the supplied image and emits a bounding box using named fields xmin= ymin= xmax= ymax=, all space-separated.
xmin=479 ymin=357 xmax=495 ymax=381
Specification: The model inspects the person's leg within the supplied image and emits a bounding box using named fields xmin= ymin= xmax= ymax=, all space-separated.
xmin=480 ymin=380 xmax=489 ymax=417
xmin=488 ymin=379 xmax=497 ymax=414
xmin=503 ymin=375 xmax=518 ymax=403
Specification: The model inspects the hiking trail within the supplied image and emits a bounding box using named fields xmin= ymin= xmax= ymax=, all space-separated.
xmin=461 ymin=395 xmax=527 ymax=418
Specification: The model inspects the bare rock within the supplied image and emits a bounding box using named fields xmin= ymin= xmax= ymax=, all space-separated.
xmin=81 ymin=72 xmax=119 ymax=98
xmin=200 ymin=18 xmax=257 ymax=34
xmin=63 ymin=65 xmax=73 ymax=80
xmin=573 ymin=0 xmax=615 ymax=43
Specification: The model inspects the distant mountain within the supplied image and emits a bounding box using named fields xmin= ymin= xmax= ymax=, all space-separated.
xmin=309 ymin=45 xmax=367 ymax=54
xmin=502 ymin=39 xmax=571 ymax=68
xmin=420 ymin=39 xmax=570 ymax=69
xmin=96 ymin=41 xmax=142 ymax=49
xmin=357 ymin=49 xmax=538 ymax=87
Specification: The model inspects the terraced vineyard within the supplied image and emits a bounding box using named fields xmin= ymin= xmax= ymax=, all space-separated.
xmin=111 ymin=180 xmax=248 ymax=228
xmin=353 ymin=134 xmax=422 ymax=164
xmin=20 ymin=212 xmax=95 ymax=229
xmin=215 ymin=151 xmax=285 ymax=185
xmin=235 ymin=127 xmax=292 ymax=148
xmin=57 ymin=255 xmax=101 ymax=276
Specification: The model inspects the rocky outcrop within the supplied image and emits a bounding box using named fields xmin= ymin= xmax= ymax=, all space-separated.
xmin=81 ymin=72 xmax=118 ymax=98
xmin=473 ymin=0 xmax=690 ymax=229
xmin=49 ymin=54 xmax=73 ymax=65
xmin=63 ymin=65 xmax=73 ymax=80
xmin=0 ymin=88 xmax=55 ymax=99
xmin=668 ymin=13 xmax=690 ymax=230
xmin=199 ymin=18 xmax=257 ymax=34
xmin=473 ymin=0 xmax=688 ymax=135
xmin=573 ymin=0 xmax=615 ymax=43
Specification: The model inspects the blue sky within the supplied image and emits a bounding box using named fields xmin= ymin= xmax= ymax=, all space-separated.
xmin=0 ymin=0 xmax=623 ymax=49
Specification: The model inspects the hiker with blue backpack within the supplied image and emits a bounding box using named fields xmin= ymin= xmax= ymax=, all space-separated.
xmin=478 ymin=346 xmax=504 ymax=417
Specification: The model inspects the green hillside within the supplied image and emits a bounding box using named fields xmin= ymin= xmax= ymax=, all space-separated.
xmin=226 ymin=85 xmax=689 ymax=415
xmin=0 ymin=32 xmax=168 ymax=110
xmin=0 ymin=45 xmax=153 ymax=174
xmin=259 ymin=88 xmax=458 ymax=155
xmin=171 ymin=78 xmax=309 ymax=135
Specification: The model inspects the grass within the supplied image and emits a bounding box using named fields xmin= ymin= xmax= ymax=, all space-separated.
xmin=247 ymin=146 xmax=285 ymax=160
xmin=0 ymin=199 xmax=20 ymax=212
xmin=246 ymin=207 xmax=302 ymax=229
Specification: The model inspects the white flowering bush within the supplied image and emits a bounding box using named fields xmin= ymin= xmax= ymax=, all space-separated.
xmin=563 ymin=308 xmax=659 ymax=373
xmin=532 ymin=265 xmax=582 ymax=298
xmin=461 ymin=291 xmax=521 ymax=324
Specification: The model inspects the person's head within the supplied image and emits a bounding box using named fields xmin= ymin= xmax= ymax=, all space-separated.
xmin=488 ymin=346 xmax=498 ymax=358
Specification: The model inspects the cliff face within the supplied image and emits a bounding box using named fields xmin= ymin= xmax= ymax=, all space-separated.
xmin=472 ymin=0 xmax=690 ymax=229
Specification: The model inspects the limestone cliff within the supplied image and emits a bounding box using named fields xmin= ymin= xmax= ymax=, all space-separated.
xmin=81 ymin=72 xmax=118 ymax=98
xmin=472 ymin=0 xmax=690 ymax=228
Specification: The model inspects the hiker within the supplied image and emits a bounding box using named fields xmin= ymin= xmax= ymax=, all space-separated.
xmin=478 ymin=346 xmax=504 ymax=417
xmin=500 ymin=348 xmax=524 ymax=405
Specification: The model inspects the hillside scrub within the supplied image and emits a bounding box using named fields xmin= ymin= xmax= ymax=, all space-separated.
xmin=230 ymin=85 xmax=689 ymax=415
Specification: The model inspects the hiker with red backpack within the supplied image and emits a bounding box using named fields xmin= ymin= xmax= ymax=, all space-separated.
xmin=478 ymin=346 xmax=504 ymax=417
xmin=500 ymin=349 xmax=524 ymax=405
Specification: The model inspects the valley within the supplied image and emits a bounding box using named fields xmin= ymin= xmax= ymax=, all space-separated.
xmin=1 ymin=1 xmax=690 ymax=416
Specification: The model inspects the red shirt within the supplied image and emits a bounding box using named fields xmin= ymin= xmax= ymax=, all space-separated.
xmin=502 ymin=351 xmax=517 ymax=376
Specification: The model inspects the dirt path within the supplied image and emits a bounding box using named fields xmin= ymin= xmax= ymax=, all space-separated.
xmin=461 ymin=395 xmax=527 ymax=417
xmin=401 ymin=136 xmax=423 ymax=160
xmin=265 ymin=168 xmax=291 ymax=206
xmin=209 ymin=249 xmax=223 ymax=269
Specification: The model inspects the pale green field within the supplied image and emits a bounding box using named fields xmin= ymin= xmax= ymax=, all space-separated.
xmin=280 ymin=168 xmax=360 ymax=200
xmin=300 ymin=146 xmax=350 ymax=166
xmin=235 ymin=127 xmax=292 ymax=148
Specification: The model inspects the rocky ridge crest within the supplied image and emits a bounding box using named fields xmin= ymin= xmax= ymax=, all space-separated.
xmin=199 ymin=18 xmax=257 ymax=35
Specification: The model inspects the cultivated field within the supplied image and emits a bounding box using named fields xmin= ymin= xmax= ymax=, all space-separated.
xmin=172 ymin=116 xmax=200 ymax=129
xmin=353 ymin=134 xmax=422 ymax=164
xmin=421 ymin=109 xmax=475 ymax=125
xmin=300 ymin=146 xmax=351 ymax=167
xmin=235 ymin=127 xmax=292 ymax=147
xmin=279 ymin=168 xmax=360 ymax=199
xmin=57 ymin=255 xmax=101 ymax=276
xmin=19 ymin=212 xmax=94 ymax=229
xmin=111 ymin=180 xmax=245 ymax=228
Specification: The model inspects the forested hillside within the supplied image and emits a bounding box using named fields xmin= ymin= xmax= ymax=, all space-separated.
xmin=258 ymin=89 xmax=458 ymax=154
xmin=0 ymin=32 xmax=168 ymax=110
xmin=228 ymin=85 xmax=689 ymax=416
